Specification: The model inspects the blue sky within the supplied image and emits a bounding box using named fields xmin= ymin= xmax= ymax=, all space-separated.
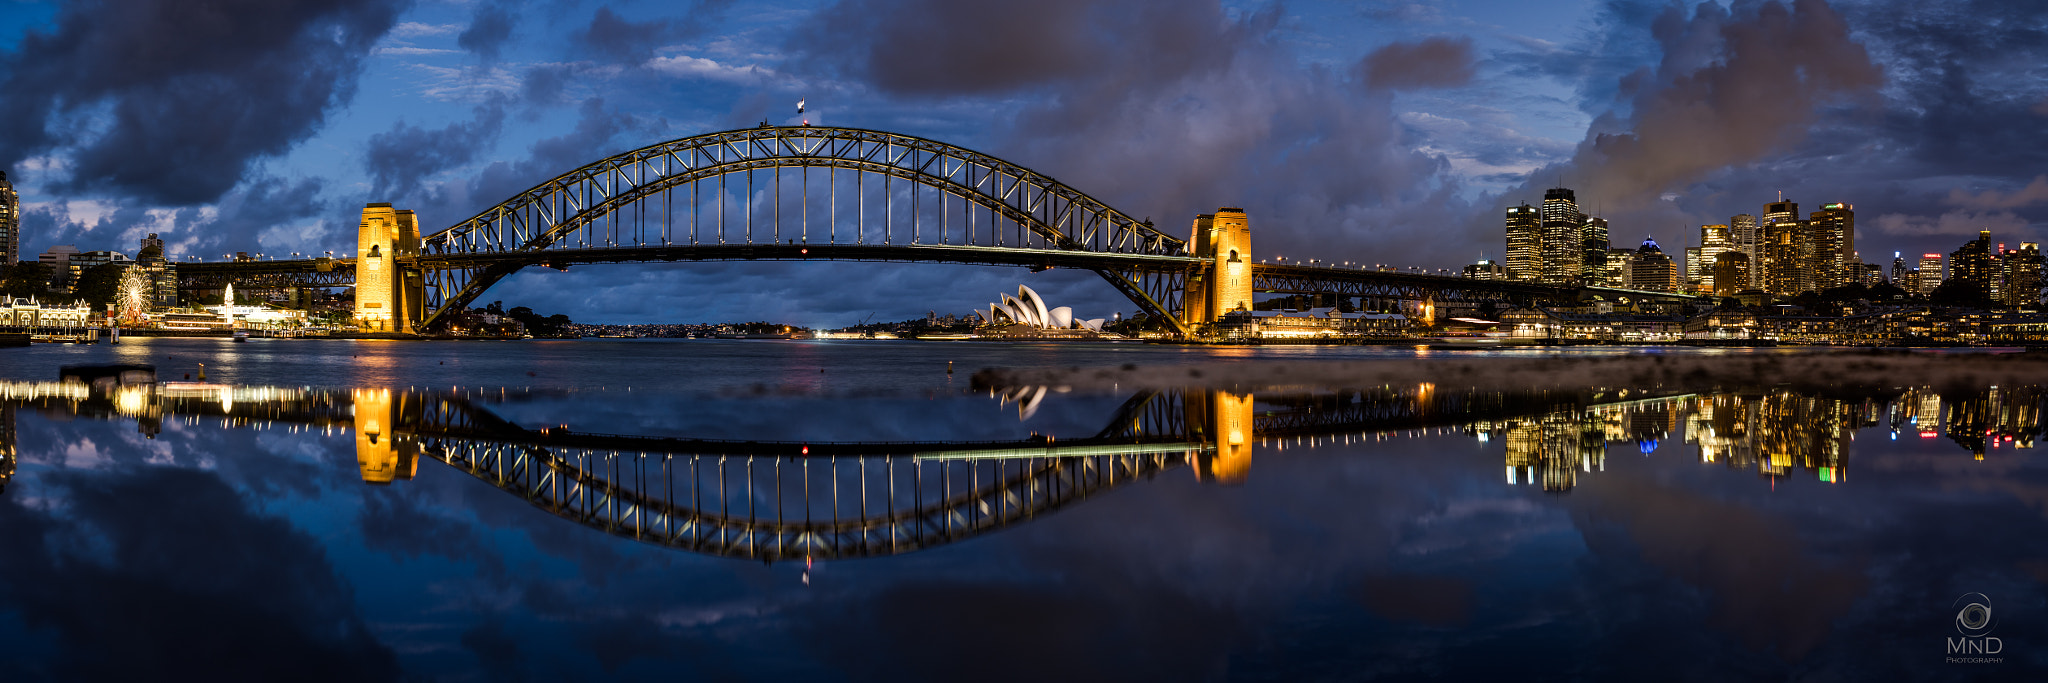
xmin=2 ymin=0 xmax=2045 ymax=325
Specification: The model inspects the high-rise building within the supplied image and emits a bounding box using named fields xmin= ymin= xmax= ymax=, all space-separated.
xmin=1918 ymin=253 xmax=1944 ymax=295
xmin=1696 ymin=224 xmax=1732 ymax=293
xmin=1730 ymin=213 xmax=1760 ymax=288
xmin=2000 ymin=242 xmax=2043 ymax=307
xmin=1684 ymin=245 xmax=1702 ymax=293
xmin=1809 ymin=203 xmax=1855 ymax=289
xmin=1540 ymin=188 xmax=1583 ymax=285
xmin=37 ymin=245 xmax=79 ymax=293
xmin=1950 ymin=231 xmax=1994 ymax=298
xmin=1712 ymin=252 xmax=1751 ymax=297
xmin=1892 ymin=252 xmax=1908 ymax=285
xmin=1761 ymin=200 xmax=1806 ymax=296
xmin=1504 ymin=203 xmax=1540 ymax=281
xmin=1630 ymin=237 xmax=1678 ymax=293
xmin=1581 ymin=215 xmax=1609 ymax=283
xmin=0 ymin=172 xmax=18 ymax=267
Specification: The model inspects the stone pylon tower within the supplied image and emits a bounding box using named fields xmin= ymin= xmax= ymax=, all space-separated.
xmin=1183 ymin=208 xmax=1252 ymax=326
xmin=354 ymin=203 xmax=423 ymax=333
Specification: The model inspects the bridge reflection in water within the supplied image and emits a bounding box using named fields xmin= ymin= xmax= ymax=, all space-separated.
xmin=0 ymin=380 xmax=2040 ymax=560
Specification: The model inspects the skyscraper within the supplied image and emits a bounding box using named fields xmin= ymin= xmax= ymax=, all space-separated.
xmin=1540 ymin=188 xmax=1583 ymax=285
xmin=1712 ymin=252 xmax=1751 ymax=297
xmin=1581 ymin=215 xmax=1609 ymax=283
xmin=1630 ymin=237 xmax=1677 ymax=293
xmin=1918 ymin=253 xmax=1944 ymax=295
xmin=1950 ymin=231 xmax=1993 ymax=298
xmin=1697 ymin=224 xmax=1732 ymax=293
xmin=1762 ymin=199 xmax=1806 ymax=295
xmin=1809 ymin=203 xmax=1855 ymax=289
xmin=0 ymin=172 xmax=17 ymax=267
xmin=1730 ymin=213 xmax=1759 ymax=289
xmin=1892 ymin=252 xmax=1907 ymax=285
xmin=1504 ymin=203 xmax=1540 ymax=281
xmin=2000 ymin=242 xmax=2042 ymax=307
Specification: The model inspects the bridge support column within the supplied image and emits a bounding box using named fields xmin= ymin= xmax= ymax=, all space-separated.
xmin=1189 ymin=390 xmax=1255 ymax=484
xmin=354 ymin=203 xmax=424 ymax=334
xmin=353 ymin=388 xmax=417 ymax=484
xmin=1182 ymin=208 xmax=1251 ymax=332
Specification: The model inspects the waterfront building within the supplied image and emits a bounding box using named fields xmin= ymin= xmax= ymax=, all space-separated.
xmin=0 ymin=298 xmax=92 ymax=327
xmin=1463 ymin=258 xmax=1507 ymax=280
xmin=354 ymin=203 xmax=423 ymax=333
xmin=1183 ymin=208 xmax=1252 ymax=324
xmin=1504 ymin=203 xmax=1540 ymax=281
xmin=1730 ymin=213 xmax=1760 ymax=288
xmin=1629 ymin=237 xmax=1678 ymax=293
xmin=1918 ymin=253 xmax=1944 ymax=295
xmin=1581 ymin=215 xmax=1609 ymax=283
xmin=1540 ymin=188 xmax=1583 ymax=284
xmin=0 ymin=171 xmax=18 ymax=266
xmin=1951 ymin=231 xmax=1994 ymax=298
xmin=1809 ymin=203 xmax=1855 ymax=289
xmin=976 ymin=285 xmax=1107 ymax=334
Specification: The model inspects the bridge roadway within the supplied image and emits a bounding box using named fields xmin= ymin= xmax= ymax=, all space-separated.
xmin=181 ymin=251 xmax=1698 ymax=315
xmin=1 ymin=380 xmax=1622 ymax=561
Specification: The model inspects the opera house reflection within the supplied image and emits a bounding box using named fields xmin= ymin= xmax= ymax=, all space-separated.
xmin=2 ymin=377 xmax=2042 ymax=558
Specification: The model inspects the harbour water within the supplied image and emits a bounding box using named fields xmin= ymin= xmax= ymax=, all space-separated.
xmin=0 ymin=339 xmax=2044 ymax=680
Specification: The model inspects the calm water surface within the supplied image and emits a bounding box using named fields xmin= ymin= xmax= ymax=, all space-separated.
xmin=0 ymin=339 xmax=2042 ymax=681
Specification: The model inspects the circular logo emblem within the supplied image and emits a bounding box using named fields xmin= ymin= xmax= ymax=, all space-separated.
xmin=1954 ymin=593 xmax=1996 ymax=637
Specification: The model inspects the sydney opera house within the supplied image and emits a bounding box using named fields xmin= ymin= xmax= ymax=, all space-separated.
xmin=975 ymin=285 xmax=1110 ymax=338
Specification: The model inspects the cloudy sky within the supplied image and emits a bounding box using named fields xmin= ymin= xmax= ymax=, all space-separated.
xmin=1 ymin=0 xmax=2044 ymax=325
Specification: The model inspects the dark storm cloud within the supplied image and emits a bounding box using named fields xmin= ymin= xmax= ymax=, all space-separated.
xmin=0 ymin=0 xmax=407 ymax=205
xmin=22 ymin=172 xmax=335 ymax=258
xmin=1540 ymin=0 xmax=1884 ymax=212
xmin=459 ymin=1 xmax=518 ymax=61
xmin=364 ymin=95 xmax=510 ymax=199
xmin=790 ymin=0 xmax=1468 ymax=266
xmin=1855 ymin=0 xmax=2048 ymax=180
xmin=0 ymin=466 xmax=398 ymax=680
xmin=793 ymin=0 xmax=1231 ymax=95
xmin=1355 ymin=36 xmax=1476 ymax=90
xmin=574 ymin=2 xmax=731 ymax=65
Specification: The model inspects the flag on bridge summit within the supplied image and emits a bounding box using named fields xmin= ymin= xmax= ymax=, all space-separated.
xmin=797 ymin=99 xmax=805 ymax=114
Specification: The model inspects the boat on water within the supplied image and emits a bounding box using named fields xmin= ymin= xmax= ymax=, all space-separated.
xmin=232 ymin=330 xmax=250 ymax=342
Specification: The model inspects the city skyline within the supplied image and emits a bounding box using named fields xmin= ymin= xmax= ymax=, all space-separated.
xmin=0 ymin=0 xmax=2043 ymax=326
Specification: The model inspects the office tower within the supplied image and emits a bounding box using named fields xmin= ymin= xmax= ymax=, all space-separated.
xmin=1918 ymin=253 xmax=1944 ymax=295
xmin=1712 ymin=252 xmax=1751 ymax=297
xmin=2000 ymin=242 xmax=2043 ymax=307
xmin=1950 ymin=231 xmax=1994 ymax=297
xmin=1540 ymin=188 xmax=1583 ymax=285
xmin=1581 ymin=215 xmax=1609 ymax=283
xmin=1630 ymin=237 xmax=1678 ymax=293
xmin=1605 ymin=248 xmax=1635 ymax=288
xmin=1892 ymin=253 xmax=1907 ymax=284
xmin=1809 ymin=203 xmax=1855 ymax=289
xmin=1697 ymin=224 xmax=1732 ymax=293
xmin=1730 ymin=213 xmax=1759 ymax=288
xmin=37 ymin=245 xmax=79 ymax=293
xmin=0 ymin=172 xmax=17 ymax=267
xmin=1761 ymin=200 xmax=1805 ymax=295
xmin=1505 ymin=203 xmax=1540 ymax=281
xmin=1684 ymin=245 xmax=1702 ymax=292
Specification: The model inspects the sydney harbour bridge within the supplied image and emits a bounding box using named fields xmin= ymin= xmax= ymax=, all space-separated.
xmin=176 ymin=125 xmax=1696 ymax=336
xmin=0 ymin=379 xmax=1599 ymax=561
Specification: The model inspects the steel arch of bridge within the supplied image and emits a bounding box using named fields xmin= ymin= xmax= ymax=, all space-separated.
xmin=412 ymin=125 xmax=1196 ymax=333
